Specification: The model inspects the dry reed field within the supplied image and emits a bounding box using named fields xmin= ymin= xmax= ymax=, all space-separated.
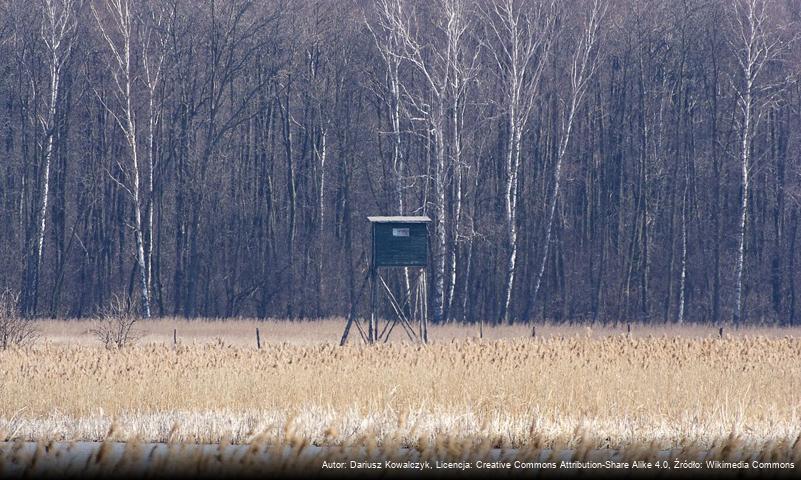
xmin=2 ymin=320 xmax=801 ymax=461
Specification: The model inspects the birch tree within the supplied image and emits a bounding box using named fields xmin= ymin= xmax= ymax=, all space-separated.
xmin=377 ymin=0 xmax=472 ymax=323
xmin=728 ymin=0 xmax=787 ymax=325
xmin=368 ymin=0 xmax=407 ymax=215
xmin=482 ymin=0 xmax=556 ymax=324
xmin=443 ymin=1 xmax=479 ymax=322
xmin=92 ymin=0 xmax=152 ymax=318
xmin=138 ymin=0 xmax=173 ymax=313
xmin=367 ymin=0 xmax=415 ymax=313
xmin=677 ymin=153 xmax=689 ymax=324
xmin=21 ymin=0 xmax=78 ymax=316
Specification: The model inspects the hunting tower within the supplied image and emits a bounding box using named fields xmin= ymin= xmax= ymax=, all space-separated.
xmin=340 ymin=216 xmax=431 ymax=345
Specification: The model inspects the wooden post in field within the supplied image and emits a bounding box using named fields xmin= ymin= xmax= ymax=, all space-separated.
xmin=719 ymin=327 xmax=724 ymax=339
xmin=173 ymin=328 xmax=177 ymax=348
xmin=256 ymin=328 xmax=261 ymax=349
xmin=532 ymin=325 xmax=536 ymax=338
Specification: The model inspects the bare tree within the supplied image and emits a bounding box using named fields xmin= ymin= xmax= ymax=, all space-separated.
xmin=91 ymin=294 xmax=141 ymax=348
xmin=482 ymin=0 xmax=556 ymax=324
xmin=368 ymin=0 xmax=408 ymax=215
xmin=444 ymin=0 xmax=480 ymax=322
xmin=529 ymin=0 xmax=607 ymax=315
xmin=728 ymin=0 xmax=789 ymax=325
xmin=367 ymin=0 xmax=415 ymax=312
xmin=20 ymin=0 xmax=78 ymax=316
xmin=0 ymin=289 xmax=37 ymax=349
xmin=379 ymin=0 xmax=474 ymax=323
xmin=138 ymin=0 xmax=173 ymax=311
xmin=92 ymin=0 xmax=151 ymax=318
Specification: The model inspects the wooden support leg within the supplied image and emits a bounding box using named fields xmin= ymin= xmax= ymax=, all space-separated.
xmin=369 ymin=269 xmax=376 ymax=343
xmin=379 ymin=274 xmax=418 ymax=342
xmin=340 ymin=269 xmax=371 ymax=346
xmin=421 ymin=270 xmax=428 ymax=344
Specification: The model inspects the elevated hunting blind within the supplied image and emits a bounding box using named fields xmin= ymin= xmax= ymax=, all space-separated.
xmin=340 ymin=216 xmax=431 ymax=345
xmin=369 ymin=216 xmax=430 ymax=267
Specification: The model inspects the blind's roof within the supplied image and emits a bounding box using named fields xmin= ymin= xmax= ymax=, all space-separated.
xmin=368 ymin=216 xmax=431 ymax=223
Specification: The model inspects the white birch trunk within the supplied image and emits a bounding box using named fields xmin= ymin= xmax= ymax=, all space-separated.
xmin=390 ymin=66 xmax=403 ymax=214
xmin=27 ymin=0 xmax=76 ymax=316
xmin=433 ymin=117 xmax=447 ymax=324
xmin=678 ymin=177 xmax=688 ymax=324
xmin=733 ymin=84 xmax=751 ymax=326
xmin=145 ymin=92 xmax=155 ymax=297
xmin=140 ymin=0 xmax=170 ymax=314
xmin=317 ymin=127 xmax=327 ymax=316
xmin=501 ymin=120 xmax=522 ymax=323
xmin=94 ymin=0 xmax=152 ymax=318
xmin=126 ymin=41 xmax=152 ymax=320
xmin=730 ymin=0 xmax=779 ymax=326
xmin=446 ymin=78 xmax=463 ymax=322
xmin=31 ymin=63 xmax=58 ymax=315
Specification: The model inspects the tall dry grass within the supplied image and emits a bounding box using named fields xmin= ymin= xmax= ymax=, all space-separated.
xmin=1 ymin=324 xmax=800 ymax=454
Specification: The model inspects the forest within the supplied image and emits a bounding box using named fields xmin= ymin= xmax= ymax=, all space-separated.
xmin=0 ymin=0 xmax=799 ymax=325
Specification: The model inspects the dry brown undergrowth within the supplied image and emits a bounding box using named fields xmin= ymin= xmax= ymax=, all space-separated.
xmin=0 ymin=290 xmax=36 ymax=350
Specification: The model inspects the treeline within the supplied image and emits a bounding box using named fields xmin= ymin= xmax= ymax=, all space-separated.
xmin=0 ymin=0 xmax=799 ymax=324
